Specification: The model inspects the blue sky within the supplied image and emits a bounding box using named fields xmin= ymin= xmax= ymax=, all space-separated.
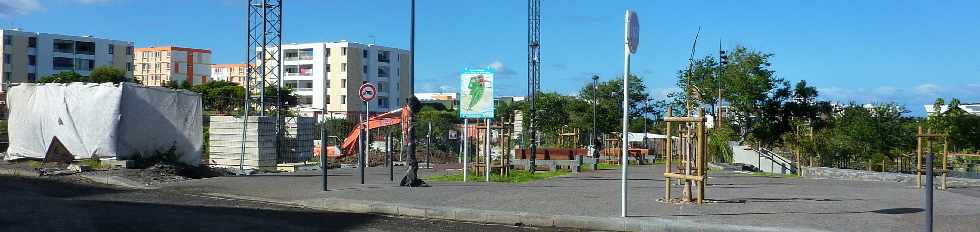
xmin=2 ymin=0 xmax=978 ymax=115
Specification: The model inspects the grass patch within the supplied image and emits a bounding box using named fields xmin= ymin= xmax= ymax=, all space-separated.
xmin=426 ymin=170 xmax=570 ymax=183
xmin=27 ymin=160 xmax=42 ymax=169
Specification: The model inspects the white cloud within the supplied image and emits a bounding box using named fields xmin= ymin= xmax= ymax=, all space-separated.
xmin=0 ymin=0 xmax=43 ymax=18
xmin=914 ymin=83 xmax=941 ymax=95
xmin=484 ymin=60 xmax=517 ymax=77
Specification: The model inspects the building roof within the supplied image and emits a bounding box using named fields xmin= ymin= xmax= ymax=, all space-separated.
xmin=923 ymin=103 xmax=980 ymax=115
xmin=210 ymin=63 xmax=249 ymax=68
xmin=136 ymin=46 xmax=211 ymax=54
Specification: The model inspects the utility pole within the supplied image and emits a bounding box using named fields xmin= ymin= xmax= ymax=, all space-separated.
xmin=427 ymin=121 xmax=432 ymax=169
xmin=591 ymin=74 xmax=600 ymax=171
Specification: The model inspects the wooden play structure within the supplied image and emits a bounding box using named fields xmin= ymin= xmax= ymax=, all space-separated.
xmin=662 ymin=106 xmax=708 ymax=204
xmin=916 ymin=126 xmax=949 ymax=190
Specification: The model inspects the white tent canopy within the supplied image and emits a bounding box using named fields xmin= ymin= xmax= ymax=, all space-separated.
xmin=5 ymin=83 xmax=203 ymax=166
xmin=626 ymin=132 xmax=676 ymax=142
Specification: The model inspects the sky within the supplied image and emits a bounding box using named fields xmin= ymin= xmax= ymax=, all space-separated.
xmin=2 ymin=0 xmax=978 ymax=115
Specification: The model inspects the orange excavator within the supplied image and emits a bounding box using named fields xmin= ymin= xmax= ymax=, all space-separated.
xmin=314 ymin=105 xmax=409 ymax=159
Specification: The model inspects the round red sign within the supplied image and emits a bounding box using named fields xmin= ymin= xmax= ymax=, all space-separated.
xmin=358 ymin=83 xmax=378 ymax=102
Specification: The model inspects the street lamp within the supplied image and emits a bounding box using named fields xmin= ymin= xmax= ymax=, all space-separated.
xmin=591 ymin=74 xmax=600 ymax=171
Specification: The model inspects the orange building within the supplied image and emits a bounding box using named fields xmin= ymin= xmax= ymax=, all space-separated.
xmin=133 ymin=46 xmax=211 ymax=86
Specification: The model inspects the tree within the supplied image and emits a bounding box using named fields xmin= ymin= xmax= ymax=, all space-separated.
xmin=88 ymin=66 xmax=129 ymax=83
xmin=715 ymin=46 xmax=788 ymax=146
xmin=37 ymin=71 xmax=85 ymax=83
xmin=569 ymin=75 xmax=653 ymax=136
xmin=190 ymin=81 xmax=245 ymax=115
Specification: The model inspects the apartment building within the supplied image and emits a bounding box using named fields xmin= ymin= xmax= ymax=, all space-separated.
xmin=1 ymin=28 xmax=134 ymax=91
xmin=266 ymin=41 xmax=411 ymax=120
xmin=210 ymin=63 xmax=249 ymax=86
xmin=133 ymin=46 xmax=211 ymax=87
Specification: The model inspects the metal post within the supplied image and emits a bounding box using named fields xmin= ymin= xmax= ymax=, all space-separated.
xmin=925 ymin=152 xmax=934 ymax=232
xmin=427 ymin=122 xmax=432 ymax=169
xmin=620 ymin=14 xmax=632 ymax=218
xmin=463 ymin=119 xmax=469 ymax=182
xmin=486 ymin=118 xmax=492 ymax=182
xmin=358 ymin=117 xmax=366 ymax=185
xmin=320 ymin=83 xmax=328 ymax=191
xmin=365 ymin=101 xmax=371 ymax=166
xmin=388 ymin=131 xmax=394 ymax=182
xmin=592 ymin=75 xmax=599 ymax=171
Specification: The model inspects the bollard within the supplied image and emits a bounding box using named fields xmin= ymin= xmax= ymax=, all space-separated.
xmin=924 ymin=153 xmax=934 ymax=232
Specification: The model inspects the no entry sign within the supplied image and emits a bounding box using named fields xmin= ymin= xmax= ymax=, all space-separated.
xmin=358 ymin=83 xmax=377 ymax=102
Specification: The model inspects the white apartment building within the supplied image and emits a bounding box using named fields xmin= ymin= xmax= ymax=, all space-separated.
xmin=267 ymin=41 xmax=411 ymax=120
xmin=1 ymin=28 xmax=133 ymax=91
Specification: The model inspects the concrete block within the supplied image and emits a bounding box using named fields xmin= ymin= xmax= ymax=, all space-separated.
xmin=397 ymin=205 xmax=427 ymax=217
xmin=369 ymin=203 xmax=399 ymax=215
xmin=453 ymin=208 xmax=487 ymax=223
xmin=556 ymin=215 xmax=624 ymax=231
xmin=484 ymin=210 xmax=522 ymax=225
xmin=518 ymin=212 xmax=555 ymax=228
xmin=424 ymin=207 xmax=455 ymax=220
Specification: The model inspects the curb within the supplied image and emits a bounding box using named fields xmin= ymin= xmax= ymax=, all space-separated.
xmin=77 ymin=172 xmax=159 ymax=190
xmin=200 ymin=193 xmax=828 ymax=232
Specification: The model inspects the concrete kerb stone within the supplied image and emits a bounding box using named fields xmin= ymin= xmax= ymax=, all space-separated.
xmin=556 ymin=215 xmax=625 ymax=231
xmin=200 ymin=193 xmax=829 ymax=232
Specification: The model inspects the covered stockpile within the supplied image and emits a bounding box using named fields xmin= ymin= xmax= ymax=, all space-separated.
xmin=4 ymin=83 xmax=203 ymax=166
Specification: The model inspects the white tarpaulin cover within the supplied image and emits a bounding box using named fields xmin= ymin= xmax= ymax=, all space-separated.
xmin=5 ymin=83 xmax=203 ymax=166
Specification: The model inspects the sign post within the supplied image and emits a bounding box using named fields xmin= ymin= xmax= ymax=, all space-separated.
xmin=621 ymin=10 xmax=639 ymax=218
xmin=358 ymin=83 xmax=378 ymax=185
xmin=460 ymin=68 xmax=495 ymax=182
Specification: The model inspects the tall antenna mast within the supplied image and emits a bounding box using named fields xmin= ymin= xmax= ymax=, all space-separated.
xmin=240 ymin=0 xmax=284 ymax=174
xmin=527 ymin=0 xmax=541 ymax=172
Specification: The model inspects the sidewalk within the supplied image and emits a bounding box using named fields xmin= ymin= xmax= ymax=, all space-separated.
xmin=163 ymin=165 xmax=980 ymax=232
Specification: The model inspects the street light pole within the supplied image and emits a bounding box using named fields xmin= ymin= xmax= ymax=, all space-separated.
xmin=591 ymin=74 xmax=599 ymax=171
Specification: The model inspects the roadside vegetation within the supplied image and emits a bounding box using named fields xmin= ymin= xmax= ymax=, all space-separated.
xmin=426 ymin=170 xmax=570 ymax=183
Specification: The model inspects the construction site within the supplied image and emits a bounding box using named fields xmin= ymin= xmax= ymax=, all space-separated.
xmin=1 ymin=1 xmax=979 ymax=232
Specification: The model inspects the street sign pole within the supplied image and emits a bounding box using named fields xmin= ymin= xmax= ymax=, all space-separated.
xmin=486 ymin=118 xmax=491 ymax=182
xmin=621 ymin=10 xmax=639 ymax=218
xmin=357 ymin=83 xmax=378 ymax=185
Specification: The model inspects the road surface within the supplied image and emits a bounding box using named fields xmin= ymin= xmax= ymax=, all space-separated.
xmin=0 ymin=175 xmax=562 ymax=232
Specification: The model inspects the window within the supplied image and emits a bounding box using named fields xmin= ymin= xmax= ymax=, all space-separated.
xmin=325 ymin=64 xmax=331 ymax=72
xmin=325 ymin=48 xmax=330 ymax=57
xmin=74 ymin=59 xmax=94 ymax=71
xmin=28 ymin=73 xmax=36 ymax=82
xmin=341 ymin=95 xmax=346 ymax=104
xmin=363 ymin=65 xmax=367 ymax=74
xmin=28 ymin=55 xmax=35 ymax=66
xmin=363 ymin=50 xmax=368 ymax=58
xmin=341 ymin=63 xmax=347 ymax=72
xmin=127 ymin=62 xmax=133 ymax=71
xmin=75 ymin=41 xmax=95 ymax=55
xmin=53 ymin=57 xmax=73 ymax=70
xmin=325 ymin=79 xmax=331 ymax=88
xmin=28 ymin=37 xmax=36 ymax=48
xmin=126 ymin=46 xmax=134 ymax=55
xmin=108 ymin=44 xmax=114 ymax=54
xmin=377 ymin=81 xmax=385 ymax=92
xmin=341 ymin=47 xmax=347 ymax=56
xmin=341 ymin=79 xmax=347 ymax=87
xmin=53 ymin=40 xmax=74 ymax=53
xmin=2 ymin=35 xmax=10 ymax=45
xmin=2 ymin=53 xmax=8 ymax=64
xmin=325 ymin=95 xmax=330 ymax=104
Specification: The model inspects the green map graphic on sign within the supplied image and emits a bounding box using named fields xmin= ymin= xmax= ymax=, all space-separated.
xmin=459 ymin=68 xmax=494 ymax=119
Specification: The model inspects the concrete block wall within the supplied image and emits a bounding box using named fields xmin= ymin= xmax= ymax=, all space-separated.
xmin=208 ymin=116 xmax=277 ymax=170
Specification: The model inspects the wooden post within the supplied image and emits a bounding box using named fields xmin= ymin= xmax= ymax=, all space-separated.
xmin=942 ymin=137 xmax=948 ymax=190
xmin=917 ymin=126 xmax=923 ymax=188
xmin=697 ymin=108 xmax=705 ymax=205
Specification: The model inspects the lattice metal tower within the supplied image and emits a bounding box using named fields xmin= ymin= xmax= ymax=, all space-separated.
xmin=240 ymin=0 xmax=285 ymax=172
xmin=527 ymin=0 xmax=541 ymax=172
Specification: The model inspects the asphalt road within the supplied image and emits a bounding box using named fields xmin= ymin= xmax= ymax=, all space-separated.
xmin=0 ymin=176 xmax=562 ymax=232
